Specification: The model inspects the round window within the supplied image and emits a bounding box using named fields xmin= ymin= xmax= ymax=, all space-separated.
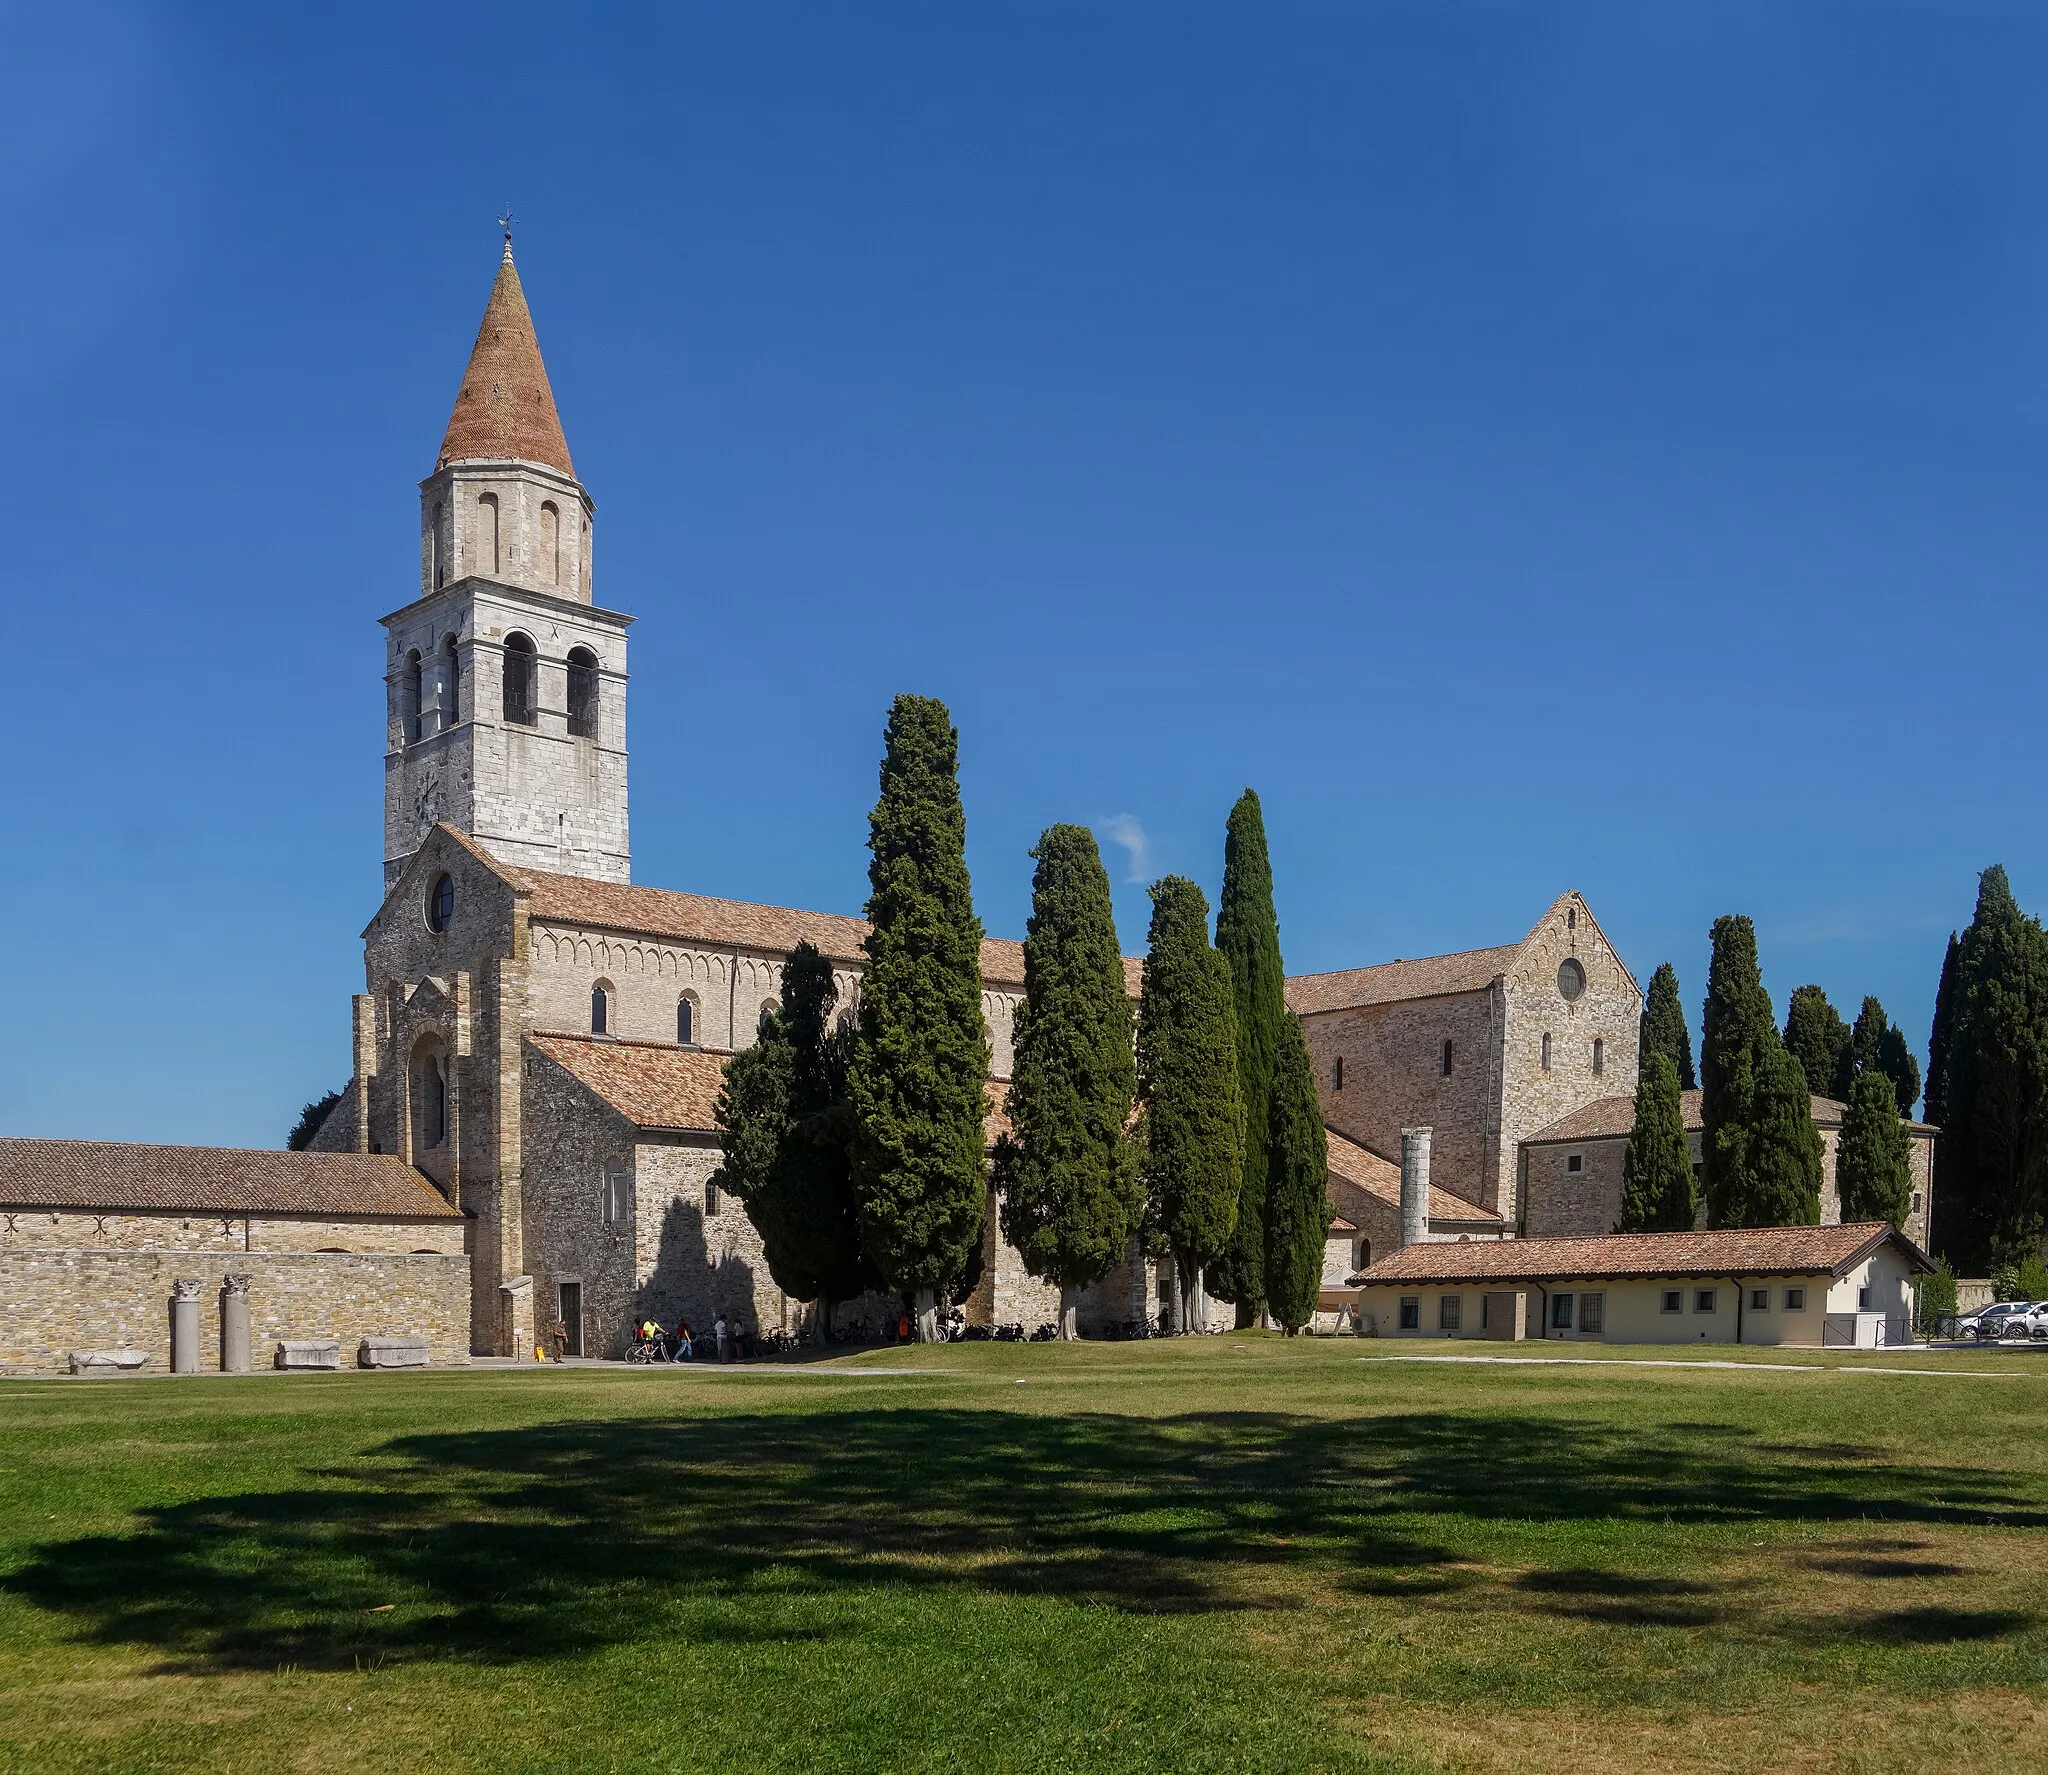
xmin=1556 ymin=958 xmax=1586 ymax=1002
xmin=426 ymin=872 xmax=455 ymax=933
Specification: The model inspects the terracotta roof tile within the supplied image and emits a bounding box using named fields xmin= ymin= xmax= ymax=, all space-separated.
xmin=520 ymin=865 xmax=1142 ymax=994
xmin=528 ymin=1034 xmax=728 ymax=1132
xmin=436 ymin=245 xmax=574 ymax=476
xmin=1287 ymin=944 xmax=1521 ymax=1016
xmin=0 ymin=1140 xmax=459 ymax=1219
xmin=1352 ymin=1222 xmax=1931 ymax=1286
xmin=1324 ymin=1128 xmax=1500 ymax=1224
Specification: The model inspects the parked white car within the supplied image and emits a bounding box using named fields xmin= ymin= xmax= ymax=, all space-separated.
xmin=2003 ymin=1302 xmax=2048 ymax=1340
xmin=1959 ymin=1301 xmax=2032 ymax=1340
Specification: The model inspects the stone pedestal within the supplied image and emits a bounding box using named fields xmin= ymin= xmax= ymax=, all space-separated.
xmin=170 ymin=1278 xmax=202 ymax=1374
xmin=220 ymin=1274 xmax=252 ymax=1373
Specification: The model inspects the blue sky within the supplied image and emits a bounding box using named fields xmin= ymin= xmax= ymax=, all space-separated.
xmin=5 ymin=2 xmax=2045 ymax=1145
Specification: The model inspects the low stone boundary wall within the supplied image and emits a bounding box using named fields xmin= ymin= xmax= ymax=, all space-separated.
xmin=0 ymin=1249 xmax=469 ymax=1374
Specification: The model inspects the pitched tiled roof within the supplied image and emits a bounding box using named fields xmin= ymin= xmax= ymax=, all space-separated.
xmin=528 ymin=1033 xmax=728 ymax=1132
xmin=1287 ymin=944 xmax=1521 ymax=1016
xmin=1352 ymin=1222 xmax=1932 ymax=1286
xmin=0 ymin=1140 xmax=459 ymax=1219
xmin=437 ymin=244 xmax=575 ymax=475
xmin=1528 ymin=1090 xmax=1936 ymax=1144
xmin=1324 ymin=1128 xmax=1500 ymax=1224
xmin=518 ymin=864 xmax=1143 ymax=994
xmin=533 ymin=1033 xmax=1022 ymax=1152
xmin=1524 ymin=1096 xmax=1638 ymax=1143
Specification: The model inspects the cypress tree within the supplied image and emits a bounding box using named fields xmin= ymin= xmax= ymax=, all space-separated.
xmin=1925 ymin=932 xmax=1961 ymax=1128
xmin=1783 ymin=985 xmax=1851 ymax=1102
xmin=995 ymin=826 xmax=1143 ymax=1339
xmin=1875 ymin=1022 xmax=1922 ymax=1120
xmin=1739 ymin=1039 xmax=1825 ymax=1226
xmin=1136 ymin=876 xmax=1243 ymax=1333
xmin=846 ymin=695 xmax=991 ymax=1340
xmin=1640 ymin=962 xmax=1698 ymax=1091
xmin=1699 ymin=915 xmax=1776 ymax=1228
xmin=1933 ymin=866 xmax=2048 ymax=1271
xmin=1617 ymin=1050 xmax=1695 ymax=1233
xmin=1210 ymin=790 xmax=1288 ymax=1326
xmin=717 ymin=944 xmax=877 ymax=1332
xmin=1836 ymin=1068 xmax=1912 ymax=1227
xmin=1263 ymin=1014 xmax=1331 ymax=1333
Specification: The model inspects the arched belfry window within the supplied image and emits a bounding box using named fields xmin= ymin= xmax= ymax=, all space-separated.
xmin=477 ymin=493 xmax=500 ymax=576
xmin=541 ymin=501 xmax=561 ymax=587
xmin=566 ymin=647 xmax=598 ymax=739
xmin=503 ymin=633 xmax=537 ymax=726
xmin=592 ymin=980 xmax=614 ymax=1036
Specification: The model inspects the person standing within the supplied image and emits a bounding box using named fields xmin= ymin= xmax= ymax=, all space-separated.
xmin=713 ymin=1312 xmax=729 ymax=1362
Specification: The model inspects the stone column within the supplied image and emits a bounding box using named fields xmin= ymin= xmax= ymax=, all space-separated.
xmin=1400 ymin=1127 xmax=1432 ymax=1250
xmin=170 ymin=1278 xmax=202 ymax=1374
xmin=220 ymin=1273 xmax=252 ymax=1374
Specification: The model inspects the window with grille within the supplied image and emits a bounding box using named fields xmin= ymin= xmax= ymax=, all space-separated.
xmin=503 ymin=633 xmax=538 ymax=725
xmin=567 ymin=647 xmax=599 ymax=738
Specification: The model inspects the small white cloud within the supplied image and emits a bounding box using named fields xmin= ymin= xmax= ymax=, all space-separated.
xmin=1097 ymin=814 xmax=1151 ymax=884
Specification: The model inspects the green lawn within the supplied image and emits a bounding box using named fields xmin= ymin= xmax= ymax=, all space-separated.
xmin=3 ymin=1341 xmax=2046 ymax=1774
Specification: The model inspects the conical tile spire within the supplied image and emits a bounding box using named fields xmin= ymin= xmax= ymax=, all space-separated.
xmin=436 ymin=240 xmax=575 ymax=477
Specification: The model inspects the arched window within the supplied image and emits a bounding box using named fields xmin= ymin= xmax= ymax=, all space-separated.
xmin=566 ymin=647 xmax=599 ymax=738
xmin=1355 ymin=1238 xmax=1371 ymax=1271
xmin=416 ymin=1049 xmax=447 ymax=1150
xmin=442 ymin=634 xmax=462 ymax=726
xmin=477 ymin=493 xmax=500 ymax=576
xmin=1332 ymin=1055 xmax=1345 ymax=1091
xmin=404 ymin=649 xmax=423 ymax=744
xmin=757 ymin=998 xmax=780 ymax=1034
xmin=1592 ymin=1037 xmax=1605 ymax=1076
xmin=431 ymin=501 xmax=445 ymax=589
xmin=426 ymin=871 xmax=454 ymax=933
xmin=1441 ymin=1040 xmax=1454 ymax=1077
xmin=1541 ymin=1032 xmax=1552 ymax=1072
xmin=503 ymin=633 xmax=537 ymax=725
xmin=677 ymin=994 xmax=697 ymax=1045
xmin=1567 ymin=906 xmax=1577 ymax=931
xmin=541 ymin=501 xmax=561 ymax=586
xmin=592 ymin=981 xmax=613 ymax=1036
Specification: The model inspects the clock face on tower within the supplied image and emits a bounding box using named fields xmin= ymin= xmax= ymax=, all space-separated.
xmin=414 ymin=771 xmax=440 ymax=831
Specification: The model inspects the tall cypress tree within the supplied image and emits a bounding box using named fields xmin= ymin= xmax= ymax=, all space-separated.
xmin=1925 ymin=931 xmax=1961 ymax=1128
xmin=1640 ymin=962 xmax=1698 ymax=1090
xmin=1783 ymin=985 xmax=1851 ymax=1101
xmin=1210 ymin=790 xmax=1287 ymax=1325
xmin=846 ymin=695 xmax=990 ymax=1339
xmin=1739 ymin=1040 xmax=1825 ymax=1227
xmin=1618 ymin=1050 xmax=1695 ymax=1232
xmin=1837 ymin=1068 xmax=1912 ymax=1227
xmin=1699 ymin=915 xmax=1777 ymax=1228
xmin=1263 ymin=1014 xmax=1330 ymax=1334
xmin=717 ymin=944 xmax=876 ymax=1332
xmin=1874 ymin=1022 xmax=1922 ymax=1120
xmin=995 ymin=826 xmax=1143 ymax=1339
xmin=1934 ymin=866 xmax=2048 ymax=1270
xmin=1136 ymin=876 xmax=1243 ymax=1332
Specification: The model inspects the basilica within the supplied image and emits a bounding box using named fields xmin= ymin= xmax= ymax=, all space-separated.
xmin=0 ymin=241 xmax=1930 ymax=1371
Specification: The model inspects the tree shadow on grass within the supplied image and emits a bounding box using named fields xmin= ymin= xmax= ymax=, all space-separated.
xmin=9 ymin=1406 xmax=2043 ymax=1674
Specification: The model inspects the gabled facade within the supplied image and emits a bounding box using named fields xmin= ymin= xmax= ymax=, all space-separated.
xmin=1289 ymin=891 xmax=1642 ymax=1228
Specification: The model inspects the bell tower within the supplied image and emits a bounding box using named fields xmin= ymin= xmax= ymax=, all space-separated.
xmin=382 ymin=231 xmax=632 ymax=888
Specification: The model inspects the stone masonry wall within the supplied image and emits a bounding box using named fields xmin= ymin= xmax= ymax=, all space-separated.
xmin=1302 ymin=989 xmax=1504 ymax=1207
xmin=0 ymin=1249 xmax=470 ymax=1374
xmin=1520 ymin=1140 xmax=1630 ymax=1238
xmin=0 ymin=1211 xmax=463 ymax=1256
xmin=1496 ymin=898 xmax=1640 ymax=1224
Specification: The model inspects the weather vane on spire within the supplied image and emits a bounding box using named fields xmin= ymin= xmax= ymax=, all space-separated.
xmin=497 ymin=207 xmax=518 ymax=249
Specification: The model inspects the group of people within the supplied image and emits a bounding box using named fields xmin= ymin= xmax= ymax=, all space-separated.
xmin=630 ymin=1313 xmax=752 ymax=1363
